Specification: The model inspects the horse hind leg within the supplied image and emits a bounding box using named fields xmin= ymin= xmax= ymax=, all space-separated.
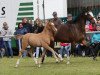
xmin=54 ymin=51 xmax=63 ymax=61
xmin=44 ymin=45 xmax=59 ymax=62
xmin=15 ymin=42 xmax=28 ymax=68
xmin=15 ymin=50 xmax=23 ymax=68
xmin=37 ymin=45 xmax=59 ymax=67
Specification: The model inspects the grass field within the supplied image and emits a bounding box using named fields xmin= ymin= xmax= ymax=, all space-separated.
xmin=0 ymin=56 xmax=100 ymax=75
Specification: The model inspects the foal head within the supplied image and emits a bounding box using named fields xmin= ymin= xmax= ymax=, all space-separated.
xmin=45 ymin=21 xmax=57 ymax=33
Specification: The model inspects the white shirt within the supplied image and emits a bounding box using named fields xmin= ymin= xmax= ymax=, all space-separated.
xmin=0 ymin=28 xmax=13 ymax=41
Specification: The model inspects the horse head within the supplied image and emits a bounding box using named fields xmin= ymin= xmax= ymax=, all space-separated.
xmin=73 ymin=9 xmax=97 ymax=33
xmin=85 ymin=11 xmax=97 ymax=26
xmin=45 ymin=21 xmax=57 ymax=33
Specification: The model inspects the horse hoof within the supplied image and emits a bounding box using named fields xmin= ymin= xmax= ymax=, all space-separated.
xmin=67 ymin=61 xmax=70 ymax=64
xmin=38 ymin=65 xmax=41 ymax=68
xmin=35 ymin=60 xmax=38 ymax=65
xmin=93 ymin=57 xmax=97 ymax=61
xmin=60 ymin=59 xmax=63 ymax=62
xmin=56 ymin=60 xmax=59 ymax=63
xmin=14 ymin=65 xmax=18 ymax=68
xmin=56 ymin=61 xmax=59 ymax=63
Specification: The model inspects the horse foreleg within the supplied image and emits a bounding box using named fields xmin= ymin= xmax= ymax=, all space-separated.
xmin=44 ymin=45 xmax=59 ymax=63
xmin=15 ymin=42 xmax=28 ymax=67
xmin=15 ymin=50 xmax=23 ymax=68
xmin=54 ymin=51 xmax=63 ymax=61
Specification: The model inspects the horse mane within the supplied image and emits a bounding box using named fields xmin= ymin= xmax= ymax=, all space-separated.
xmin=72 ymin=11 xmax=87 ymax=34
xmin=73 ymin=11 xmax=85 ymax=23
xmin=42 ymin=22 xmax=56 ymax=40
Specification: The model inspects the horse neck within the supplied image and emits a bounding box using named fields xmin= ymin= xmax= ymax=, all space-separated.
xmin=74 ymin=15 xmax=86 ymax=33
xmin=42 ymin=27 xmax=54 ymax=37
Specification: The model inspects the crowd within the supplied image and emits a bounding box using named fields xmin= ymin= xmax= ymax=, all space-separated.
xmin=0 ymin=11 xmax=100 ymax=59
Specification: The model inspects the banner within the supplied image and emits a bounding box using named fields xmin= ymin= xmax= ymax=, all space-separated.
xmin=0 ymin=2 xmax=5 ymax=18
xmin=0 ymin=0 xmax=34 ymax=32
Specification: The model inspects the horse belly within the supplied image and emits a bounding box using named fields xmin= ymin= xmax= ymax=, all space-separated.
xmin=28 ymin=37 xmax=41 ymax=47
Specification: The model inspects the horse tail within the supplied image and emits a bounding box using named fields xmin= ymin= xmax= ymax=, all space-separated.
xmin=15 ymin=35 xmax=23 ymax=39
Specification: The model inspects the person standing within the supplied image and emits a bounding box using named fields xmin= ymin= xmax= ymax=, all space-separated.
xmin=22 ymin=17 xmax=33 ymax=33
xmin=52 ymin=11 xmax=62 ymax=29
xmin=33 ymin=18 xmax=44 ymax=58
xmin=0 ymin=22 xmax=13 ymax=58
xmin=14 ymin=23 xmax=28 ymax=57
xmin=59 ymin=42 xmax=71 ymax=64
xmin=0 ymin=37 xmax=5 ymax=58
xmin=67 ymin=14 xmax=73 ymax=23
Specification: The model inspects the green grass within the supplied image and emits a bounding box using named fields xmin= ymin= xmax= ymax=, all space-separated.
xmin=0 ymin=57 xmax=100 ymax=75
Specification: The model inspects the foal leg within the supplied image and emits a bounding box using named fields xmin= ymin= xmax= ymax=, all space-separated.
xmin=29 ymin=47 xmax=38 ymax=65
xmin=15 ymin=49 xmax=24 ymax=67
xmin=54 ymin=51 xmax=63 ymax=61
xmin=44 ymin=45 xmax=59 ymax=62
xmin=15 ymin=43 xmax=28 ymax=67
xmin=37 ymin=45 xmax=59 ymax=67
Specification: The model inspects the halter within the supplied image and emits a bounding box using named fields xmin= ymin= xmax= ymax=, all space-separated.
xmin=88 ymin=11 xmax=97 ymax=23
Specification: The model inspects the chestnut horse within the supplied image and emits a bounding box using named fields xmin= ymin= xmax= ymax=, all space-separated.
xmin=55 ymin=11 xmax=96 ymax=43
xmin=41 ymin=10 xmax=97 ymax=63
xmin=15 ymin=21 xmax=62 ymax=68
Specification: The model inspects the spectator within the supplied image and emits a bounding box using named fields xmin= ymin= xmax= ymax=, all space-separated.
xmin=97 ymin=13 xmax=100 ymax=20
xmin=59 ymin=42 xmax=71 ymax=64
xmin=22 ymin=17 xmax=33 ymax=33
xmin=85 ymin=25 xmax=89 ymax=32
xmin=90 ymin=24 xmax=100 ymax=59
xmin=89 ymin=23 xmax=96 ymax=31
xmin=85 ymin=23 xmax=95 ymax=32
xmin=52 ymin=11 xmax=62 ymax=29
xmin=0 ymin=22 xmax=13 ymax=58
xmin=0 ymin=37 xmax=5 ymax=58
xmin=97 ymin=19 xmax=100 ymax=25
xmin=14 ymin=23 xmax=28 ymax=57
xmin=91 ymin=24 xmax=100 ymax=43
xmin=52 ymin=11 xmax=63 ymax=46
xmin=75 ymin=43 xmax=86 ymax=56
xmin=33 ymin=18 xmax=44 ymax=33
xmin=33 ymin=18 xmax=44 ymax=58
xmin=59 ymin=43 xmax=71 ymax=57
xmin=67 ymin=14 xmax=73 ymax=23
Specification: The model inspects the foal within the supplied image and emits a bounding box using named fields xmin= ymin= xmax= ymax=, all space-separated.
xmin=15 ymin=21 xmax=62 ymax=67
